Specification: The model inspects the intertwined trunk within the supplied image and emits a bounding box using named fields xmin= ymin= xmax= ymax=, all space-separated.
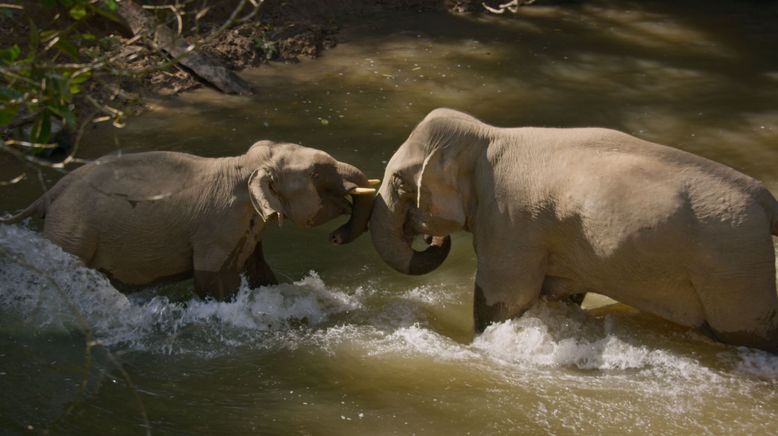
xmin=369 ymin=193 xmax=450 ymax=275
xmin=329 ymin=162 xmax=373 ymax=244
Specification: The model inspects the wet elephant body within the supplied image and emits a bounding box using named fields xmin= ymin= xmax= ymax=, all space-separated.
xmin=370 ymin=108 xmax=778 ymax=352
xmin=3 ymin=141 xmax=374 ymax=299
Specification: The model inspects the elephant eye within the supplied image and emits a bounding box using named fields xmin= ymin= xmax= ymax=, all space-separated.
xmin=392 ymin=173 xmax=415 ymax=199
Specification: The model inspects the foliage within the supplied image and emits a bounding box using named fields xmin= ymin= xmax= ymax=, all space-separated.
xmin=0 ymin=0 xmax=263 ymax=174
xmin=0 ymin=0 xmax=125 ymax=162
xmin=253 ymin=32 xmax=278 ymax=61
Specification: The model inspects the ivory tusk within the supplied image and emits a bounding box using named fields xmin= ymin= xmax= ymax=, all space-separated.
xmin=348 ymin=187 xmax=376 ymax=195
xmin=367 ymin=179 xmax=381 ymax=186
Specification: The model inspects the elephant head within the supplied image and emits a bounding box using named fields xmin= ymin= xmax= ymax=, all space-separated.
xmin=244 ymin=141 xmax=376 ymax=244
xmin=369 ymin=109 xmax=489 ymax=274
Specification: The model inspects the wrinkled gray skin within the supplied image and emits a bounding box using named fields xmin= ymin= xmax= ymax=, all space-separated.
xmin=2 ymin=141 xmax=373 ymax=300
xmin=370 ymin=108 xmax=778 ymax=352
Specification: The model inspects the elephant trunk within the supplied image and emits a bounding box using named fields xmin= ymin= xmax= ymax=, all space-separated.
xmin=329 ymin=162 xmax=374 ymax=245
xmin=369 ymin=193 xmax=451 ymax=275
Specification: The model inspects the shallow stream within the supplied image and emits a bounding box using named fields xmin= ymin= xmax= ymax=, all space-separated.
xmin=2 ymin=1 xmax=778 ymax=434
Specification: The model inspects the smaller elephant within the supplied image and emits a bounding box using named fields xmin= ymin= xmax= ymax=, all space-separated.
xmin=1 ymin=141 xmax=377 ymax=300
xmin=370 ymin=108 xmax=778 ymax=352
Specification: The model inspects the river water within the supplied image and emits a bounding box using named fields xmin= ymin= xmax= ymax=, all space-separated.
xmin=2 ymin=1 xmax=778 ymax=434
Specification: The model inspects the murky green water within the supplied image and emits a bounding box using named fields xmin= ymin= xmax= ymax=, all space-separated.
xmin=2 ymin=1 xmax=778 ymax=434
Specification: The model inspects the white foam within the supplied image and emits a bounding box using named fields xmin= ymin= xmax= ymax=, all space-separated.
xmin=470 ymin=303 xmax=726 ymax=383
xmin=2 ymin=223 xmax=777 ymax=384
xmin=368 ymin=323 xmax=480 ymax=361
xmin=727 ymin=348 xmax=778 ymax=380
xmin=401 ymin=285 xmax=456 ymax=305
xmin=0 ymin=225 xmax=362 ymax=354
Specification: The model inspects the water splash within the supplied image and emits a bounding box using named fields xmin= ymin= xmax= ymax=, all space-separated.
xmin=0 ymin=224 xmax=360 ymax=355
xmin=2 ymin=223 xmax=777 ymax=382
xmin=471 ymin=303 xmax=682 ymax=371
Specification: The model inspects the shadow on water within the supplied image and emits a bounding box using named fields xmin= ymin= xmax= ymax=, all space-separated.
xmin=60 ymin=1 xmax=777 ymax=182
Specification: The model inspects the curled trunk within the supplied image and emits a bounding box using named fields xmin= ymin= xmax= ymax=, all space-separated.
xmin=369 ymin=193 xmax=450 ymax=275
xmin=329 ymin=162 xmax=374 ymax=244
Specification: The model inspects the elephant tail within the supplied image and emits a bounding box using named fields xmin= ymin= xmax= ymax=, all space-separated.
xmin=0 ymin=197 xmax=45 ymax=224
xmin=0 ymin=174 xmax=73 ymax=224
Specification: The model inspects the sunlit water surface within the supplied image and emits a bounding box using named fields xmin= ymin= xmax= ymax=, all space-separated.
xmin=2 ymin=1 xmax=778 ymax=434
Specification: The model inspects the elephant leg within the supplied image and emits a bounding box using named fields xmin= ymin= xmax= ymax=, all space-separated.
xmin=565 ymin=293 xmax=587 ymax=306
xmin=193 ymin=241 xmax=243 ymax=301
xmin=193 ymin=269 xmax=241 ymax=301
xmin=541 ymin=276 xmax=586 ymax=307
xmin=691 ymin=252 xmax=778 ymax=352
xmin=473 ymin=250 xmax=547 ymax=334
xmin=245 ymin=241 xmax=278 ymax=288
xmin=474 ymin=282 xmax=510 ymax=334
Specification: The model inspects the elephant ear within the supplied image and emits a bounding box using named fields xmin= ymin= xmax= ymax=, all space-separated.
xmin=417 ymin=146 xmax=466 ymax=229
xmin=248 ymin=168 xmax=284 ymax=224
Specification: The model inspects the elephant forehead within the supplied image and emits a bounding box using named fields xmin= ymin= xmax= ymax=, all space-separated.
xmin=283 ymin=147 xmax=333 ymax=166
xmin=386 ymin=142 xmax=426 ymax=171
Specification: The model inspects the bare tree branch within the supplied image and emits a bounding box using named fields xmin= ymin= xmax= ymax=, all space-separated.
xmin=483 ymin=0 xmax=537 ymax=14
xmin=117 ymin=0 xmax=254 ymax=95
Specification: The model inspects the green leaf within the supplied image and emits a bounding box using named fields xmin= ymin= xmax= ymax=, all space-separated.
xmin=69 ymin=5 xmax=87 ymax=21
xmin=40 ymin=30 xmax=59 ymax=41
xmin=101 ymin=0 xmax=118 ymax=12
xmin=29 ymin=21 xmax=40 ymax=53
xmin=30 ymin=112 xmax=52 ymax=144
xmin=0 ymin=85 xmax=22 ymax=100
xmin=41 ymin=0 xmax=56 ymax=8
xmin=48 ymin=105 xmax=76 ymax=128
xmin=80 ymin=33 xmax=96 ymax=41
xmin=55 ymin=39 xmax=79 ymax=59
xmin=62 ymin=110 xmax=76 ymax=129
xmin=53 ymin=76 xmax=69 ymax=101
xmin=70 ymin=70 xmax=91 ymax=85
xmin=92 ymin=5 xmax=121 ymax=23
xmin=0 ymin=107 xmax=18 ymax=128
xmin=0 ymin=45 xmax=21 ymax=63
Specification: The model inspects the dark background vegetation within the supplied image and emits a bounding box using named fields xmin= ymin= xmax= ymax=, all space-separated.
xmin=0 ymin=0 xmax=504 ymax=176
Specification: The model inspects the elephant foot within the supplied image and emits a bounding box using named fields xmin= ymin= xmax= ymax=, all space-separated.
xmin=245 ymin=241 xmax=278 ymax=287
xmin=473 ymin=283 xmax=510 ymax=335
xmin=247 ymin=263 xmax=278 ymax=288
xmin=565 ymin=293 xmax=587 ymax=306
xmin=700 ymin=321 xmax=778 ymax=353
xmin=541 ymin=276 xmax=586 ymax=306
xmin=194 ymin=270 xmax=241 ymax=301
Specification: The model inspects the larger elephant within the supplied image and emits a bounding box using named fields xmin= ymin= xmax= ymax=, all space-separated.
xmin=2 ymin=140 xmax=376 ymax=300
xmin=370 ymin=108 xmax=778 ymax=352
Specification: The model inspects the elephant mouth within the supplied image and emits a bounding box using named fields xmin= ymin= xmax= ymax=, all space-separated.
xmin=403 ymin=211 xmax=450 ymax=242
xmin=306 ymin=196 xmax=353 ymax=227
